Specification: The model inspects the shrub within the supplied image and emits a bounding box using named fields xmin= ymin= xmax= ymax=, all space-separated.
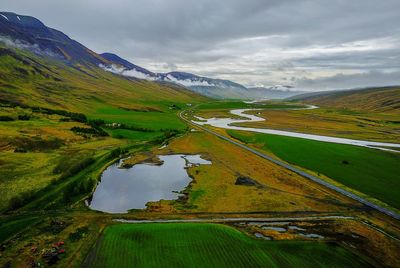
xmin=7 ymin=190 xmax=36 ymax=211
xmin=109 ymin=147 xmax=127 ymax=159
xmin=0 ymin=115 xmax=14 ymax=121
xmin=70 ymin=126 xmax=108 ymax=137
xmin=12 ymin=137 xmax=63 ymax=152
xmin=59 ymin=157 xmax=95 ymax=180
xmin=18 ymin=114 xmax=31 ymax=120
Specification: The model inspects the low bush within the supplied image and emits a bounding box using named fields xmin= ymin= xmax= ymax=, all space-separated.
xmin=17 ymin=114 xmax=31 ymax=120
xmin=58 ymin=157 xmax=96 ymax=180
xmin=70 ymin=126 xmax=108 ymax=137
xmin=0 ymin=115 xmax=14 ymax=121
xmin=12 ymin=137 xmax=63 ymax=152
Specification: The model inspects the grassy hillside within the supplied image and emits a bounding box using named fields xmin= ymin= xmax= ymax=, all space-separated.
xmin=0 ymin=43 xmax=208 ymax=212
xmin=84 ymin=223 xmax=371 ymax=267
xmin=0 ymin=44 xmax=207 ymax=131
xmin=291 ymin=87 xmax=400 ymax=113
xmin=228 ymin=130 xmax=400 ymax=209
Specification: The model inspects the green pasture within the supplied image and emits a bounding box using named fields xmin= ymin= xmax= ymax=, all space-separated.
xmin=228 ymin=130 xmax=400 ymax=209
xmin=84 ymin=223 xmax=371 ymax=267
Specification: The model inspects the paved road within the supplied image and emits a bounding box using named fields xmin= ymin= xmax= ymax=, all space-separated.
xmin=180 ymin=111 xmax=400 ymax=221
xmin=115 ymin=215 xmax=354 ymax=223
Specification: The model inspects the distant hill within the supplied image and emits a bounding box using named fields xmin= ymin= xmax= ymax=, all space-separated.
xmin=100 ymin=52 xmax=156 ymax=77
xmin=247 ymin=86 xmax=305 ymax=99
xmin=289 ymin=86 xmax=400 ymax=113
xmin=99 ymin=58 xmax=251 ymax=99
xmin=99 ymin=53 xmax=303 ymax=99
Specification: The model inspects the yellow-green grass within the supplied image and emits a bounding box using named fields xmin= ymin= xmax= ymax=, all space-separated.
xmin=228 ymin=130 xmax=400 ymax=209
xmin=89 ymin=105 xmax=187 ymax=131
xmin=0 ymin=43 xmax=208 ymax=132
xmin=84 ymin=223 xmax=372 ymax=267
xmin=0 ymin=41 xmax=207 ymax=212
xmin=0 ymin=104 xmax=167 ymax=211
xmin=235 ymin=108 xmax=400 ymax=143
xmin=106 ymin=128 xmax=164 ymax=140
xmin=294 ymin=86 xmax=400 ymax=113
xmin=150 ymin=131 xmax=358 ymax=213
xmin=0 ymin=215 xmax=41 ymax=243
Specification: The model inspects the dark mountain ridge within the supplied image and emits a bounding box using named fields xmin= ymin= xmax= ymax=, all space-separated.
xmin=0 ymin=11 xmax=108 ymax=65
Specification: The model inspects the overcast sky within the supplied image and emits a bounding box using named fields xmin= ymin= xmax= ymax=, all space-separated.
xmin=2 ymin=0 xmax=400 ymax=90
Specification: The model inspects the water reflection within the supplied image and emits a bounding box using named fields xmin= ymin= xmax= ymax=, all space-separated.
xmin=89 ymin=154 xmax=211 ymax=213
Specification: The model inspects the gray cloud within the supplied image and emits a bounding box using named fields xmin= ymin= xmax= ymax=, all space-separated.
xmin=295 ymin=70 xmax=400 ymax=90
xmin=1 ymin=0 xmax=400 ymax=90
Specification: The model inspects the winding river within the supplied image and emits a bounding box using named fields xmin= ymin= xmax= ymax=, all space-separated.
xmin=193 ymin=107 xmax=400 ymax=152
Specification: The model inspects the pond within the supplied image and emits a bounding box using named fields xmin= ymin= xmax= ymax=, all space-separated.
xmin=88 ymin=154 xmax=211 ymax=213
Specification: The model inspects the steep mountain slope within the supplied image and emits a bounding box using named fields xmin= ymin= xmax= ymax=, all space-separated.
xmin=0 ymin=44 xmax=206 ymax=115
xmin=0 ymin=11 xmax=207 ymax=116
xmin=0 ymin=11 xmax=108 ymax=65
xmin=290 ymin=86 xmax=400 ymax=113
xmin=100 ymin=52 xmax=156 ymax=77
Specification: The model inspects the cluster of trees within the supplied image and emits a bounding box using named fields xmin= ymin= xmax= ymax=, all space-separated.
xmin=63 ymin=177 xmax=97 ymax=202
xmin=0 ymin=114 xmax=31 ymax=121
xmin=71 ymin=119 xmax=110 ymax=137
xmin=151 ymin=129 xmax=182 ymax=144
xmin=105 ymin=122 xmax=155 ymax=133
xmin=1 ymin=99 xmax=87 ymax=123
xmin=13 ymin=137 xmax=64 ymax=152
xmin=70 ymin=126 xmax=108 ymax=137
xmin=8 ymin=190 xmax=37 ymax=211
xmin=108 ymin=147 xmax=128 ymax=159
xmin=0 ymin=115 xmax=14 ymax=121
xmin=56 ymin=157 xmax=95 ymax=180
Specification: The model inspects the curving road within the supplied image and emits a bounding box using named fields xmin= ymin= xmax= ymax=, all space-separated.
xmin=180 ymin=111 xmax=400 ymax=221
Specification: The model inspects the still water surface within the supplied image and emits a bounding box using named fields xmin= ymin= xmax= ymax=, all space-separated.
xmin=89 ymin=154 xmax=211 ymax=213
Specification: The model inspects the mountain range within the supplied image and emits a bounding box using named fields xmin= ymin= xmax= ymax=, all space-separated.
xmin=0 ymin=11 xmax=303 ymax=99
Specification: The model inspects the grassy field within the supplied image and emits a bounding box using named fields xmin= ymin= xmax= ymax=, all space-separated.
xmin=0 ymin=43 xmax=208 ymax=212
xmin=84 ymin=223 xmax=371 ymax=267
xmin=292 ymin=86 xmax=400 ymax=113
xmin=0 ymin=42 xmax=201 ymax=267
xmin=228 ymin=130 xmax=400 ymax=209
xmin=89 ymin=105 xmax=187 ymax=131
xmin=134 ymin=131 xmax=357 ymax=213
xmin=0 ymin=215 xmax=41 ymax=243
xmin=1 ymin=41 xmax=399 ymax=268
xmin=234 ymin=107 xmax=400 ymax=143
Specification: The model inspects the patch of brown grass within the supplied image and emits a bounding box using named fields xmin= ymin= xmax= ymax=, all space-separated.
xmin=135 ymin=131 xmax=361 ymax=213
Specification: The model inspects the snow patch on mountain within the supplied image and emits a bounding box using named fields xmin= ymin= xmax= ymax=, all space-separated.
xmin=0 ymin=14 xmax=9 ymax=21
xmin=99 ymin=64 xmax=156 ymax=80
xmin=164 ymin=74 xmax=213 ymax=87
xmin=0 ymin=35 xmax=62 ymax=58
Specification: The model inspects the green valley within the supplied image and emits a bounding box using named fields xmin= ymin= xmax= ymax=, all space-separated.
xmin=1 ymin=7 xmax=400 ymax=268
